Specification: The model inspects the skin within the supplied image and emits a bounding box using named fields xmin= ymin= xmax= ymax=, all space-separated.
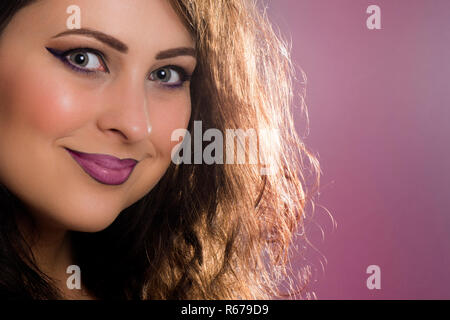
xmin=0 ymin=0 xmax=196 ymax=299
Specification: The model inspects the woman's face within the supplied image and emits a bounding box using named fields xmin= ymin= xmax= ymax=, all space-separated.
xmin=0 ymin=0 xmax=196 ymax=232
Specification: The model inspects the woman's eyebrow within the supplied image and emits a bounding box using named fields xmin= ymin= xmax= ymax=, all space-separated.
xmin=52 ymin=28 xmax=128 ymax=53
xmin=51 ymin=28 xmax=196 ymax=59
xmin=156 ymin=47 xmax=196 ymax=60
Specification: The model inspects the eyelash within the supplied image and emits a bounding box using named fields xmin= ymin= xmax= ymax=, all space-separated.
xmin=45 ymin=47 xmax=192 ymax=90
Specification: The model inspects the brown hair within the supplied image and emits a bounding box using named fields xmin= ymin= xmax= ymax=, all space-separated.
xmin=137 ymin=0 xmax=322 ymax=299
xmin=0 ymin=0 xmax=321 ymax=300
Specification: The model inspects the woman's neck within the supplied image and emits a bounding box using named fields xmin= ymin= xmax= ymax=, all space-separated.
xmin=17 ymin=212 xmax=95 ymax=299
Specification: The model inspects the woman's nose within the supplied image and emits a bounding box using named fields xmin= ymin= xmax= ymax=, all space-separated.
xmin=96 ymin=75 xmax=152 ymax=143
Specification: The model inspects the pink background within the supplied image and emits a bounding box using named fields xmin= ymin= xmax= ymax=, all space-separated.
xmin=267 ymin=0 xmax=450 ymax=299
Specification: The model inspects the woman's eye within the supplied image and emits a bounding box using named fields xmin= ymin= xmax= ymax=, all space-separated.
xmin=150 ymin=66 xmax=187 ymax=87
xmin=47 ymin=47 xmax=190 ymax=85
xmin=66 ymin=50 xmax=106 ymax=72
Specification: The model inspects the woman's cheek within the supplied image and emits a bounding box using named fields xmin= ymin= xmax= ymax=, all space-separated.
xmin=149 ymin=94 xmax=191 ymax=158
xmin=0 ymin=57 xmax=93 ymax=138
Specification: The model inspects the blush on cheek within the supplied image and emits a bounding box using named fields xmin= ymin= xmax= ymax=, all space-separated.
xmin=149 ymin=97 xmax=191 ymax=157
xmin=1 ymin=64 xmax=93 ymax=138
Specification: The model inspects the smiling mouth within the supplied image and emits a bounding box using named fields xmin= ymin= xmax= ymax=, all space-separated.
xmin=65 ymin=148 xmax=138 ymax=185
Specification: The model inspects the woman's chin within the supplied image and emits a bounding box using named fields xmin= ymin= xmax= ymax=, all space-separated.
xmin=62 ymin=207 xmax=122 ymax=233
xmin=23 ymin=201 xmax=123 ymax=234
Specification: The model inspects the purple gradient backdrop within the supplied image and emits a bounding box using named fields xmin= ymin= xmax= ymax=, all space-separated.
xmin=267 ymin=0 xmax=450 ymax=299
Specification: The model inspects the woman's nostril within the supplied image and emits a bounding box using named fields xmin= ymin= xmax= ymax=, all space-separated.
xmin=108 ymin=128 xmax=127 ymax=140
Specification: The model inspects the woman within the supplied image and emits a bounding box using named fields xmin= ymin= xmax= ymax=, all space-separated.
xmin=0 ymin=0 xmax=320 ymax=299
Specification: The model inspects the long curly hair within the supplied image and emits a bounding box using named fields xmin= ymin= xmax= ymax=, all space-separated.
xmin=0 ymin=0 xmax=321 ymax=299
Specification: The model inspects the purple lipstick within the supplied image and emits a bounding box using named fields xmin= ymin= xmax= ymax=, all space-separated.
xmin=65 ymin=148 xmax=138 ymax=185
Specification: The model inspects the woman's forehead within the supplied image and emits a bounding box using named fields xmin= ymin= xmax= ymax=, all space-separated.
xmin=11 ymin=0 xmax=195 ymax=51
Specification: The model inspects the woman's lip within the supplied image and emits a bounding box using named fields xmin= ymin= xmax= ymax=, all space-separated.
xmin=65 ymin=148 xmax=138 ymax=185
xmin=65 ymin=148 xmax=138 ymax=169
